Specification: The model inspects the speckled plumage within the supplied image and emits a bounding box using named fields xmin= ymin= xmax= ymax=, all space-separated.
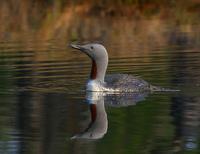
xmin=104 ymin=74 xmax=151 ymax=92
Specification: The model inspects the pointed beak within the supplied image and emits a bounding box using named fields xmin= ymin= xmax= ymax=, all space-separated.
xmin=69 ymin=44 xmax=83 ymax=51
xmin=69 ymin=43 xmax=91 ymax=58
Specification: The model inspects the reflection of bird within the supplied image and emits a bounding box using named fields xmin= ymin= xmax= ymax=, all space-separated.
xmin=70 ymin=43 xmax=176 ymax=92
xmin=71 ymin=92 xmax=108 ymax=140
xmin=71 ymin=91 xmax=148 ymax=140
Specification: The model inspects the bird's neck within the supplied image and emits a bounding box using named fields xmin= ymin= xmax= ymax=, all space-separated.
xmin=90 ymin=60 xmax=98 ymax=80
xmin=90 ymin=58 xmax=108 ymax=82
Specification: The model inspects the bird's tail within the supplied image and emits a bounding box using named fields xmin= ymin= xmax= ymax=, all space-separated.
xmin=150 ymin=85 xmax=180 ymax=92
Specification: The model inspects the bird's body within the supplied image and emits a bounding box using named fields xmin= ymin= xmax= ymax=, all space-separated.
xmin=70 ymin=43 xmax=177 ymax=92
xmin=87 ymin=74 xmax=151 ymax=92
xmin=105 ymin=74 xmax=150 ymax=92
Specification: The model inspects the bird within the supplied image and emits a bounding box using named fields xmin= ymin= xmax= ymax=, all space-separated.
xmin=70 ymin=43 xmax=177 ymax=92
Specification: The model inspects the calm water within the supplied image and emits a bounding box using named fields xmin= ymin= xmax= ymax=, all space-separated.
xmin=0 ymin=19 xmax=200 ymax=154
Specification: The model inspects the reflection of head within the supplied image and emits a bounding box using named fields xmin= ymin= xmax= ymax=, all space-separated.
xmin=71 ymin=92 xmax=107 ymax=140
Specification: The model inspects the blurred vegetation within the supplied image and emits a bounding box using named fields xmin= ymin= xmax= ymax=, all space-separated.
xmin=0 ymin=0 xmax=199 ymax=40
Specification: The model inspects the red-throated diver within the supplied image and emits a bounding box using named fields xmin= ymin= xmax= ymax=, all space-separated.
xmin=70 ymin=43 xmax=176 ymax=92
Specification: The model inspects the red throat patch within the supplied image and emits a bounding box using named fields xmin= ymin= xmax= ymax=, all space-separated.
xmin=90 ymin=60 xmax=97 ymax=79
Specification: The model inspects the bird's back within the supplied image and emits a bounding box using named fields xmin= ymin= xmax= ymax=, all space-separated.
xmin=104 ymin=74 xmax=151 ymax=92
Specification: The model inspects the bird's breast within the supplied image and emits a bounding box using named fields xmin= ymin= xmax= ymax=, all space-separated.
xmin=86 ymin=80 xmax=119 ymax=92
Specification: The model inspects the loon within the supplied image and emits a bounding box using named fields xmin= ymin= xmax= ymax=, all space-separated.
xmin=70 ymin=43 xmax=175 ymax=92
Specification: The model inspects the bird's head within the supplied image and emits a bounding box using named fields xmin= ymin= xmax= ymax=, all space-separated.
xmin=70 ymin=43 xmax=108 ymax=61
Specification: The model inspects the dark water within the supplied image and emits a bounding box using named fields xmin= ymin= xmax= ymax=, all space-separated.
xmin=0 ymin=19 xmax=200 ymax=154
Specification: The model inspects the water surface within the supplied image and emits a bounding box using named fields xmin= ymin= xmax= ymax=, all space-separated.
xmin=0 ymin=19 xmax=200 ymax=154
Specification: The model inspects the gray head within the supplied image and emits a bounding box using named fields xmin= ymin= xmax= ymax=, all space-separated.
xmin=70 ymin=43 xmax=108 ymax=82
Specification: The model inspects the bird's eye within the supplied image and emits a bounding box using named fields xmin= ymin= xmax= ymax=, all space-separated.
xmin=90 ymin=46 xmax=94 ymax=50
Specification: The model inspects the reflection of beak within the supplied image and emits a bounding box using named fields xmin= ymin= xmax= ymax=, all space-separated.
xmin=69 ymin=44 xmax=83 ymax=50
